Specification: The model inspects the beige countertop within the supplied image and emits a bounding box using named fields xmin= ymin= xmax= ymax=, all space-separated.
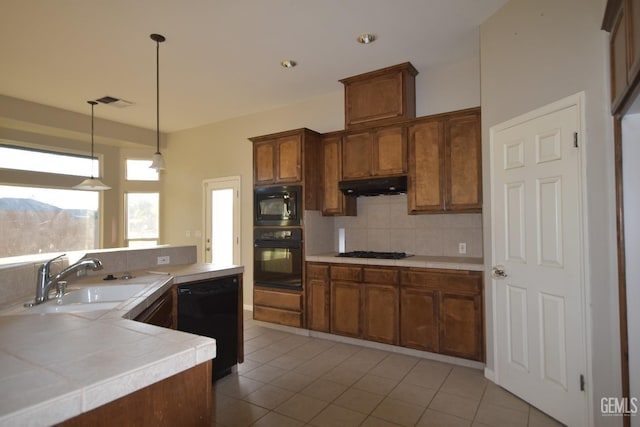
xmin=306 ymin=253 xmax=485 ymax=271
xmin=0 ymin=263 xmax=243 ymax=427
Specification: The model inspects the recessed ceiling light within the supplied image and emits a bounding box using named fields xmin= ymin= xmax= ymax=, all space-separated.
xmin=280 ymin=60 xmax=297 ymax=68
xmin=357 ymin=33 xmax=377 ymax=44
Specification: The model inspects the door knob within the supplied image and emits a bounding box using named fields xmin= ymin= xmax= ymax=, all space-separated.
xmin=492 ymin=265 xmax=508 ymax=279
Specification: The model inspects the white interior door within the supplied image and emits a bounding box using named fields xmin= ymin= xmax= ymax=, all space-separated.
xmin=204 ymin=176 xmax=241 ymax=266
xmin=622 ymin=113 xmax=640 ymax=426
xmin=490 ymin=95 xmax=587 ymax=425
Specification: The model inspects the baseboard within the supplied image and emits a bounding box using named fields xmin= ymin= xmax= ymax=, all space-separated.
xmin=484 ymin=367 xmax=497 ymax=382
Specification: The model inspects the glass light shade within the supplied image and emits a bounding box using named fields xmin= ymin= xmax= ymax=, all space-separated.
xmin=73 ymin=177 xmax=111 ymax=191
xmin=149 ymin=152 xmax=165 ymax=170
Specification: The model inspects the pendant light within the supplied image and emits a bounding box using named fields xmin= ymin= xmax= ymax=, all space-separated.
xmin=74 ymin=101 xmax=111 ymax=190
xmin=149 ymin=33 xmax=166 ymax=171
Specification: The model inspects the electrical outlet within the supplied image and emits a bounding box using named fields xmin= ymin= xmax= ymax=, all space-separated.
xmin=458 ymin=243 xmax=467 ymax=254
xmin=157 ymin=256 xmax=170 ymax=265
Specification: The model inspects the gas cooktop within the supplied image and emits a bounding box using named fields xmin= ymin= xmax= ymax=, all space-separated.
xmin=336 ymin=251 xmax=411 ymax=260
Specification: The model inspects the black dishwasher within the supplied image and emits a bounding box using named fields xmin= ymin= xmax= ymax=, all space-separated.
xmin=177 ymin=276 xmax=238 ymax=380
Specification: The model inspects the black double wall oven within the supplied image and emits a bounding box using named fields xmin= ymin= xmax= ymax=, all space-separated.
xmin=254 ymin=185 xmax=303 ymax=291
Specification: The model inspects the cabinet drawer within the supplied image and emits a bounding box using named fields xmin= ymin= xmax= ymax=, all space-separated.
xmin=254 ymin=288 xmax=302 ymax=311
xmin=307 ymin=263 xmax=330 ymax=280
xmin=331 ymin=265 xmax=362 ymax=282
xmin=364 ymin=267 xmax=399 ymax=285
xmin=401 ymin=269 xmax=481 ymax=293
xmin=254 ymin=306 xmax=302 ymax=328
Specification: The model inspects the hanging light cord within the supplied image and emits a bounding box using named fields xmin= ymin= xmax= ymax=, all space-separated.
xmin=89 ymin=100 xmax=98 ymax=177
xmin=155 ymin=36 xmax=160 ymax=155
xmin=150 ymin=34 xmax=165 ymax=155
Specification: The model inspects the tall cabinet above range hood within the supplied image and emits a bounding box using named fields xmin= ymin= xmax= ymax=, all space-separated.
xmin=338 ymin=176 xmax=407 ymax=197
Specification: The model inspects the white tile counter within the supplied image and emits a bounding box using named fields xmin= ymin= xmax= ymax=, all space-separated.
xmin=0 ymin=263 xmax=243 ymax=427
xmin=306 ymin=253 xmax=484 ymax=271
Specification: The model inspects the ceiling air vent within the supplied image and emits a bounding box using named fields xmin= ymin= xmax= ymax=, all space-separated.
xmin=95 ymin=96 xmax=134 ymax=108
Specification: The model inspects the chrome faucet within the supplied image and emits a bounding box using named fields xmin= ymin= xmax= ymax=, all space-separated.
xmin=33 ymin=254 xmax=103 ymax=305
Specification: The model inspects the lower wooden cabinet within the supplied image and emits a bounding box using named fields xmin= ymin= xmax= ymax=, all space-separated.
xmin=134 ymin=286 xmax=176 ymax=329
xmin=362 ymin=283 xmax=399 ymax=345
xmin=306 ymin=262 xmax=484 ymax=362
xmin=306 ymin=263 xmax=330 ymax=332
xmin=253 ymin=287 xmax=303 ymax=327
xmin=439 ymin=291 xmax=482 ymax=360
xmin=400 ymin=287 xmax=438 ymax=352
xmin=331 ymin=280 xmax=361 ymax=338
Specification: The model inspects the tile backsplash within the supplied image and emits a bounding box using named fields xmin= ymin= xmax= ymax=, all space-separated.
xmin=306 ymin=194 xmax=483 ymax=258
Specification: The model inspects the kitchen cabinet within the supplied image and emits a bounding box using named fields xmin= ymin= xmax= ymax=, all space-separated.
xmin=57 ymin=362 xmax=211 ymax=426
xmin=251 ymin=128 xmax=322 ymax=209
xmin=329 ymin=265 xmax=400 ymax=345
xmin=305 ymin=261 xmax=483 ymax=362
xmin=340 ymin=62 xmax=418 ymax=129
xmin=253 ymin=287 xmax=303 ymax=328
xmin=253 ymin=134 xmax=301 ymax=185
xmin=401 ymin=268 xmax=484 ymax=361
xmin=400 ymin=287 xmax=439 ymax=352
xmin=330 ymin=265 xmax=362 ymax=338
xmin=342 ymin=126 xmax=407 ymax=179
xmin=134 ymin=285 xmax=176 ymax=329
xmin=603 ymin=0 xmax=640 ymax=113
xmin=408 ymin=108 xmax=482 ymax=213
xmin=306 ymin=263 xmax=331 ymax=332
xmin=362 ymin=267 xmax=399 ymax=345
xmin=321 ymin=133 xmax=357 ymax=216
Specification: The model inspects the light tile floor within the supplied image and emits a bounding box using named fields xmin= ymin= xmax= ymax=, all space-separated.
xmin=212 ymin=312 xmax=564 ymax=427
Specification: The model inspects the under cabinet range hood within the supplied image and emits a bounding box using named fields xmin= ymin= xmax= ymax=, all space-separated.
xmin=339 ymin=176 xmax=407 ymax=197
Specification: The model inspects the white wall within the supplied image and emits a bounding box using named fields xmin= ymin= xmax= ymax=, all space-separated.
xmin=163 ymin=58 xmax=481 ymax=307
xmin=480 ymin=0 xmax=620 ymax=424
xmin=622 ymin=113 xmax=640 ymax=426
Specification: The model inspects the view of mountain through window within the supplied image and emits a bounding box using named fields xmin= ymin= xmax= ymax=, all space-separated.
xmin=0 ymin=185 xmax=99 ymax=258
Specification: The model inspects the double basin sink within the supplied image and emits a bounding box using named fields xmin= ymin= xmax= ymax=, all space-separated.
xmin=2 ymin=284 xmax=150 ymax=315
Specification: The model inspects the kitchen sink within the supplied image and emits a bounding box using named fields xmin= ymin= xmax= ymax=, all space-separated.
xmin=1 ymin=284 xmax=150 ymax=315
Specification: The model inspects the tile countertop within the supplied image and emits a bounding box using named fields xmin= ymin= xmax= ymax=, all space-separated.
xmin=0 ymin=263 xmax=243 ymax=427
xmin=306 ymin=253 xmax=485 ymax=271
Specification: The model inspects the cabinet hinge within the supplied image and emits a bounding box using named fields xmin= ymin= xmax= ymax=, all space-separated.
xmin=580 ymin=374 xmax=585 ymax=391
xmin=573 ymin=132 xmax=579 ymax=148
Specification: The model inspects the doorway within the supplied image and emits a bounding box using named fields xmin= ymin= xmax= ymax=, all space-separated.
xmin=489 ymin=93 xmax=588 ymax=425
xmin=203 ymin=176 xmax=241 ymax=266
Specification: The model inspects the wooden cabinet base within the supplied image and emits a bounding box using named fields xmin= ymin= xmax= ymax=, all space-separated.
xmin=57 ymin=361 xmax=212 ymax=427
xmin=254 ymin=306 xmax=303 ymax=327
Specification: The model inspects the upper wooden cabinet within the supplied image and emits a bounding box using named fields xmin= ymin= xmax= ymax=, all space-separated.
xmin=251 ymin=128 xmax=321 ymax=185
xmin=321 ymin=133 xmax=357 ymax=216
xmin=603 ymin=0 xmax=640 ymax=113
xmin=340 ymin=62 xmax=418 ymax=129
xmin=408 ymin=109 xmax=482 ymax=213
xmin=342 ymin=126 xmax=407 ymax=179
xmin=251 ymin=128 xmax=322 ymax=209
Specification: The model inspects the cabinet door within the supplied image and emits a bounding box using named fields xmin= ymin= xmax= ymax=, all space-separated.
xmin=342 ymin=132 xmax=372 ymax=179
xmin=445 ymin=113 xmax=482 ymax=211
xmin=372 ymin=126 xmax=407 ymax=176
xmin=331 ymin=280 xmax=361 ymax=338
xmin=362 ymin=284 xmax=399 ymax=345
xmin=400 ymin=287 xmax=438 ymax=352
xmin=439 ymin=292 xmax=482 ymax=361
xmin=408 ymin=119 xmax=445 ymax=212
xmin=254 ymin=140 xmax=276 ymax=185
xmin=307 ymin=264 xmax=330 ymax=332
xmin=276 ymin=134 xmax=302 ymax=183
xmin=322 ymin=136 xmax=356 ymax=216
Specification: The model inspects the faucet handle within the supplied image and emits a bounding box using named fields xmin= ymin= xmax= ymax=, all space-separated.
xmin=40 ymin=254 xmax=66 ymax=272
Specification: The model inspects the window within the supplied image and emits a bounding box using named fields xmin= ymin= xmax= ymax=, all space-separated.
xmin=125 ymin=192 xmax=159 ymax=247
xmin=0 ymin=144 xmax=98 ymax=177
xmin=126 ymin=159 xmax=158 ymax=181
xmin=0 ymin=185 xmax=99 ymax=258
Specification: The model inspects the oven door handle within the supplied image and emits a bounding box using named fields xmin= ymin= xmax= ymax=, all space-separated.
xmin=254 ymin=241 xmax=301 ymax=249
